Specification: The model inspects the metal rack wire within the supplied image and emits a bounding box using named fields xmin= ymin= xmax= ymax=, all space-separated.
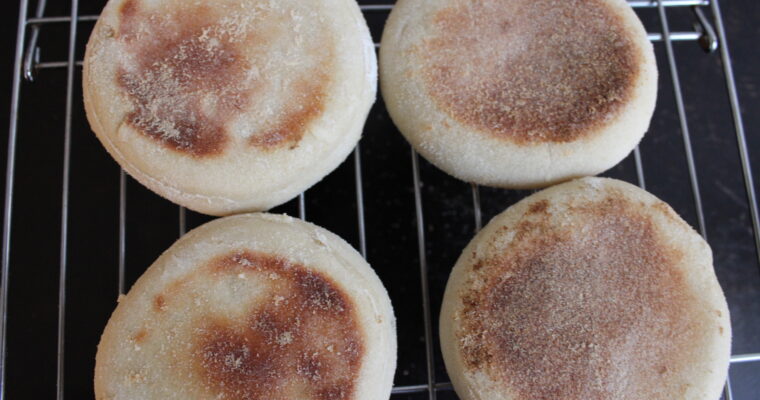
xmin=2 ymin=0 xmax=759 ymax=399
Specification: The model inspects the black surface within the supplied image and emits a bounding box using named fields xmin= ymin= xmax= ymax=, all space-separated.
xmin=1 ymin=0 xmax=759 ymax=399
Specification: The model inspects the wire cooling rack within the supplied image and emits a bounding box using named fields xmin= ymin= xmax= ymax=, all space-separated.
xmin=2 ymin=0 xmax=760 ymax=399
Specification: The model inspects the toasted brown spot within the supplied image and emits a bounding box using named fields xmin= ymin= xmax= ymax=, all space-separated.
xmin=117 ymin=0 xmax=243 ymax=157
xmin=116 ymin=0 xmax=332 ymax=157
xmin=459 ymin=196 xmax=698 ymax=399
xmin=420 ymin=0 xmax=639 ymax=144
xmin=317 ymin=386 xmax=347 ymax=400
xmin=119 ymin=0 xmax=137 ymax=19
xmin=128 ymin=369 xmax=147 ymax=384
xmin=132 ymin=329 xmax=148 ymax=344
xmin=249 ymin=77 xmax=329 ymax=151
xmin=194 ymin=251 xmax=363 ymax=400
xmin=153 ymin=295 xmax=166 ymax=312
xmin=527 ymin=199 xmax=550 ymax=215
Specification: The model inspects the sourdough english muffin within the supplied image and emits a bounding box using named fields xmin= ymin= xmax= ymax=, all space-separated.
xmin=440 ymin=178 xmax=730 ymax=400
xmin=380 ymin=0 xmax=658 ymax=188
xmin=95 ymin=214 xmax=396 ymax=400
xmin=84 ymin=0 xmax=376 ymax=216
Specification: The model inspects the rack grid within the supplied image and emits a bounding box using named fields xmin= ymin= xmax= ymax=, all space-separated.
xmin=3 ymin=0 xmax=760 ymax=399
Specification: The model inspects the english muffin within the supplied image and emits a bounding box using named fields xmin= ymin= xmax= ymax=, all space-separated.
xmin=380 ymin=0 xmax=658 ymax=188
xmin=84 ymin=0 xmax=377 ymax=215
xmin=440 ymin=177 xmax=730 ymax=400
xmin=95 ymin=214 xmax=396 ymax=400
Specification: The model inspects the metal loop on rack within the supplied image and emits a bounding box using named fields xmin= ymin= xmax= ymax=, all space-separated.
xmin=21 ymin=0 xmax=47 ymax=82
xmin=692 ymin=6 xmax=719 ymax=53
xmin=22 ymin=45 xmax=39 ymax=82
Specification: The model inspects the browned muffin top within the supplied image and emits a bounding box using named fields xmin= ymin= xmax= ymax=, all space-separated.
xmin=140 ymin=250 xmax=364 ymax=400
xmin=458 ymin=194 xmax=712 ymax=399
xmin=419 ymin=0 xmax=640 ymax=144
xmin=115 ymin=0 xmax=333 ymax=157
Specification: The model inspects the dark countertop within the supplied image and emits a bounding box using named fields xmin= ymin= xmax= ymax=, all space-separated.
xmin=1 ymin=0 xmax=759 ymax=399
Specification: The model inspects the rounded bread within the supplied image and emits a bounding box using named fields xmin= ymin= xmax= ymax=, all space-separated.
xmin=95 ymin=213 xmax=396 ymax=400
xmin=440 ymin=177 xmax=731 ymax=400
xmin=84 ymin=0 xmax=377 ymax=215
xmin=380 ymin=0 xmax=658 ymax=188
